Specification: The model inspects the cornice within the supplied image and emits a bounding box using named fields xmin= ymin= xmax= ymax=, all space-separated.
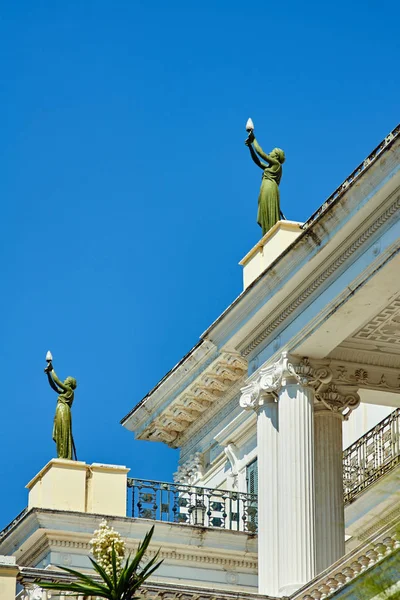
xmin=20 ymin=570 xmax=265 ymax=600
xmin=142 ymin=358 xmax=247 ymax=448
xmin=20 ymin=529 xmax=257 ymax=571
xmin=121 ymin=340 xmax=218 ymax=430
xmin=241 ymin=192 xmax=400 ymax=358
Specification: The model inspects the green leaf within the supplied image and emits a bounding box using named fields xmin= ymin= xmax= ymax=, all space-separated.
xmin=36 ymin=527 xmax=162 ymax=600
xmin=89 ymin=555 xmax=114 ymax=590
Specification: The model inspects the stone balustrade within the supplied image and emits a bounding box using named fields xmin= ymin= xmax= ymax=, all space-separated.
xmin=293 ymin=528 xmax=400 ymax=599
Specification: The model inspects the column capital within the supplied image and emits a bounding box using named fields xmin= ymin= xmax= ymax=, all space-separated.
xmin=240 ymin=353 xmax=332 ymax=410
xmin=315 ymin=383 xmax=360 ymax=420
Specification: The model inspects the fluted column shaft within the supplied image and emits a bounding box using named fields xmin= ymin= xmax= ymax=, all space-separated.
xmin=278 ymin=382 xmax=316 ymax=596
xmin=314 ymin=409 xmax=345 ymax=573
xmin=257 ymin=396 xmax=279 ymax=595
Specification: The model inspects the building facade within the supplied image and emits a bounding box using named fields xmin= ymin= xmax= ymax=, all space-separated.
xmin=1 ymin=124 xmax=400 ymax=599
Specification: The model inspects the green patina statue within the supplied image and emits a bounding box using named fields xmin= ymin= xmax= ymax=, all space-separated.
xmin=44 ymin=352 xmax=77 ymax=460
xmin=245 ymin=119 xmax=285 ymax=236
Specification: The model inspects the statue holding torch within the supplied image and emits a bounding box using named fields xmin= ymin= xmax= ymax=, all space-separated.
xmin=245 ymin=118 xmax=286 ymax=236
xmin=44 ymin=351 xmax=77 ymax=460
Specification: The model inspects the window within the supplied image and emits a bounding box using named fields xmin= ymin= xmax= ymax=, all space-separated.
xmin=246 ymin=458 xmax=258 ymax=495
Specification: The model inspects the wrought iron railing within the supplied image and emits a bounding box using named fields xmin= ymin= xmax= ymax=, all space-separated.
xmin=343 ymin=408 xmax=400 ymax=504
xmin=127 ymin=478 xmax=258 ymax=533
xmin=0 ymin=507 xmax=28 ymax=541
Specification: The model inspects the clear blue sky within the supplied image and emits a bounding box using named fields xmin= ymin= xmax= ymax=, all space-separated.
xmin=0 ymin=1 xmax=399 ymax=529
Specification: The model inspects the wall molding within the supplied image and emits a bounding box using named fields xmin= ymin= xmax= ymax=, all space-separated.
xmin=241 ymin=193 xmax=400 ymax=358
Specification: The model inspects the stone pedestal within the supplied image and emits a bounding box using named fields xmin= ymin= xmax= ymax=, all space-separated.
xmin=314 ymin=410 xmax=345 ymax=573
xmin=27 ymin=459 xmax=87 ymax=512
xmin=27 ymin=459 xmax=129 ymax=517
xmin=278 ymin=382 xmax=316 ymax=595
xmin=239 ymin=221 xmax=303 ymax=289
xmin=86 ymin=463 xmax=130 ymax=516
xmin=257 ymin=397 xmax=279 ymax=596
xmin=0 ymin=556 xmax=18 ymax=600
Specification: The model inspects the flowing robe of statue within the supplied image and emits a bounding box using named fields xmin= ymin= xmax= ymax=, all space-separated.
xmin=46 ymin=367 xmax=77 ymax=460
xmin=245 ymin=130 xmax=285 ymax=236
xmin=254 ymin=140 xmax=282 ymax=235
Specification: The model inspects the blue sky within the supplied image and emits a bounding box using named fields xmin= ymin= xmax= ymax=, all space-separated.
xmin=0 ymin=1 xmax=399 ymax=529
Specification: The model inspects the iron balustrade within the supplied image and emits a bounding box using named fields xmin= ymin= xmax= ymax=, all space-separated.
xmin=343 ymin=408 xmax=400 ymax=504
xmin=127 ymin=478 xmax=258 ymax=533
xmin=0 ymin=507 xmax=27 ymax=542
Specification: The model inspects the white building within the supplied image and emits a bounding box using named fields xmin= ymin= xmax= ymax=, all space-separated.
xmin=1 ymin=123 xmax=400 ymax=600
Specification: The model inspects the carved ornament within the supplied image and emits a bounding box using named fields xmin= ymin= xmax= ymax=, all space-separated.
xmin=240 ymin=353 xmax=360 ymax=419
xmin=143 ymin=353 xmax=247 ymax=447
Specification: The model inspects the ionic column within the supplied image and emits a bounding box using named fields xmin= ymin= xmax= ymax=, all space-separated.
xmin=240 ymin=373 xmax=280 ymax=595
xmin=258 ymin=396 xmax=279 ymax=594
xmin=277 ymin=377 xmax=316 ymax=595
xmin=314 ymin=385 xmax=360 ymax=574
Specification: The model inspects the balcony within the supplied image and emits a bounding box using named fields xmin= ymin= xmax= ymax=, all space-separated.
xmin=343 ymin=407 xmax=400 ymax=504
xmin=127 ymin=478 xmax=258 ymax=532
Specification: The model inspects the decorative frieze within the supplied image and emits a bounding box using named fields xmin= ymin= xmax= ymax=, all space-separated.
xmin=143 ymin=353 xmax=247 ymax=447
xmin=330 ymin=361 xmax=400 ymax=393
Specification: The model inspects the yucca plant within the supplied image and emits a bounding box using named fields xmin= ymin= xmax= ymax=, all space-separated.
xmin=38 ymin=525 xmax=162 ymax=600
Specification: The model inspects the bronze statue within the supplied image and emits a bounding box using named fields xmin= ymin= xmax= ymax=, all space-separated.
xmin=245 ymin=119 xmax=285 ymax=236
xmin=44 ymin=351 xmax=77 ymax=460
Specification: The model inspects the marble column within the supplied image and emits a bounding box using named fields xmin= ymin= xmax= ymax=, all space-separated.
xmin=257 ymin=395 xmax=279 ymax=595
xmin=238 ymin=354 xmax=359 ymax=595
xmin=278 ymin=380 xmax=316 ymax=595
xmin=240 ymin=368 xmax=281 ymax=596
xmin=314 ymin=407 xmax=344 ymax=574
xmin=240 ymin=353 xmax=318 ymax=596
xmin=313 ymin=385 xmax=360 ymax=574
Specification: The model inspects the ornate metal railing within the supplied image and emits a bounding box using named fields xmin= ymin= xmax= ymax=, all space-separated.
xmin=343 ymin=408 xmax=400 ymax=504
xmin=0 ymin=507 xmax=28 ymax=541
xmin=127 ymin=478 xmax=258 ymax=533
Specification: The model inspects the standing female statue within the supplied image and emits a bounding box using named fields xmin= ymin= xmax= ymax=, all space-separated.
xmin=44 ymin=354 xmax=77 ymax=460
xmin=245 ymin=123 xmax=285 ymax=236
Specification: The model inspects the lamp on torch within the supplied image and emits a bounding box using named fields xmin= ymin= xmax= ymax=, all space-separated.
xmin=45 ymin=350 xmax=53 ymax=373
xmin=245 ymin=118 xmax=255 ymax=145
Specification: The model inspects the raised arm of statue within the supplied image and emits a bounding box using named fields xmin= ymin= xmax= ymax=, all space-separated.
xmin=46 ymin=371 xmax=61 ymax=394
xmin=50 ymin=369 xmax=70 ymax=392
xmin=253 ymin=139 xmax=280 ymax=165
xmin=247 ymin=143 xmax=268 ymax=170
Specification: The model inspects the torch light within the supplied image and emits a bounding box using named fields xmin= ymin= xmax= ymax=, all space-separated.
xmin=246 ymin=117 xmax=254 ymax=132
